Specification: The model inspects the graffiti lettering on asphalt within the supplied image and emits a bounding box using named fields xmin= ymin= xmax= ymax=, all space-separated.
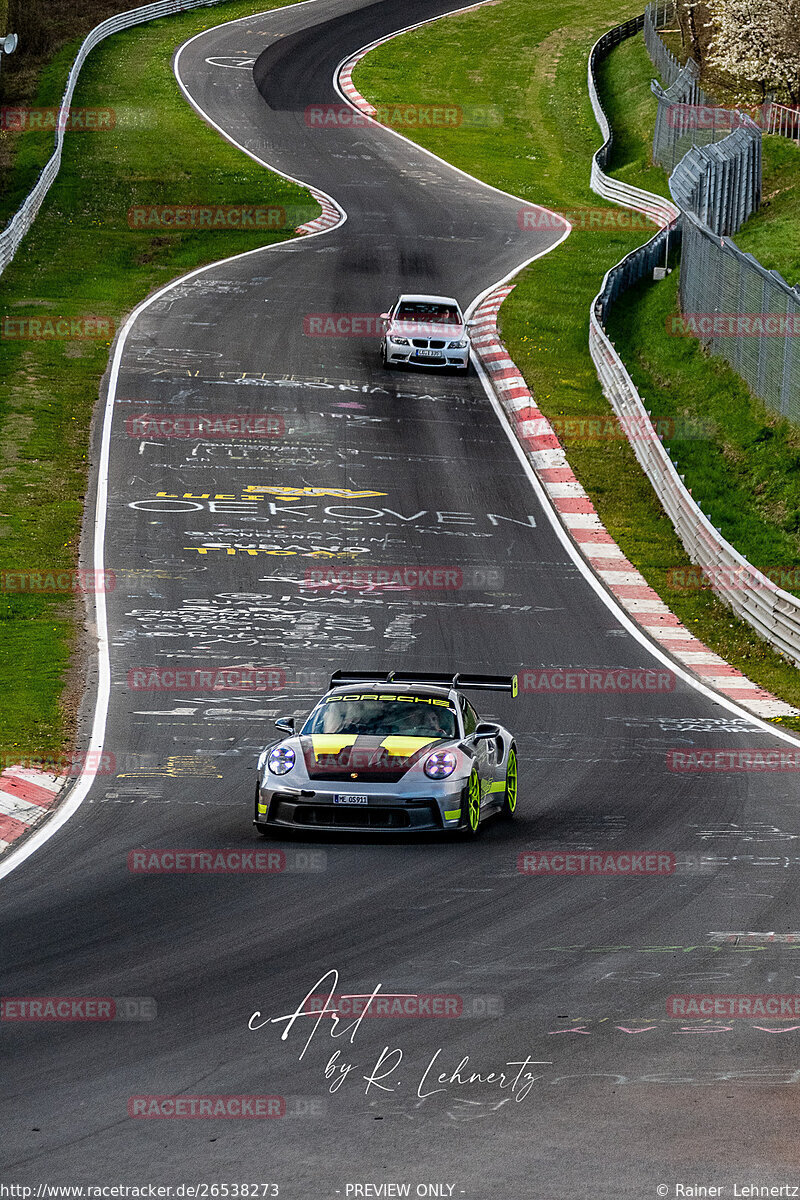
xmin=605 ymin=716 xmax=761 ymax=734
xmin=116 ymin=755 xmax=222 ymax=778
xmin=545 ymin=1020 xmax=800 ymax=1036
xmin=127 ymin=490 xmax=537 ymax=531
xmin=689 ymin=822 xmax=800 ymax=843
xmin=204 ymin=56 xmax=257 ymax=69
xmin=708 ymin=932 xmax=800 ymax=943
xmin=533 ymin=944 xmax=800 ymax=954
xmin=125 ymin=594 xmax=400 ymax=652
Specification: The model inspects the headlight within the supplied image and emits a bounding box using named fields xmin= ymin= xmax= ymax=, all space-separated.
xmin=389 ymin=335 xmax=409 ymax=345
xmin=268 ymin=745 xmax=295 ymax=775
xmin=447 ymin=340 xmax=468 ymax=349
xmin=424 ymin=750 xmax=457 ymax=779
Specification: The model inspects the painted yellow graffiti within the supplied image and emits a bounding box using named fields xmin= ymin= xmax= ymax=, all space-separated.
xmin=184 ymin=547 xmax=356 ymax=557
xmin=244 ymin=486 xmax=388 ymax=500
xmin=117 ymin=755 xmax=222 ymax=779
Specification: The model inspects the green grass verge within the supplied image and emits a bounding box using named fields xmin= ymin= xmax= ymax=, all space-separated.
xmin=0 ymin=0 xmax=317 ymax=764
xmin=736 ymin=135 xmax=800 ymax=286
xmin=355 ymin=7 xmax=800 ymax=725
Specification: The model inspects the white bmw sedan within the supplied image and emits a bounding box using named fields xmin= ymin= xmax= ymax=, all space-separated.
xmin=380 ymin=294 xmax=472 ymax=372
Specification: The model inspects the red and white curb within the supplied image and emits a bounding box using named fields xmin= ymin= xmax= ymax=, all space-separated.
xmin=338 ymin=52 xmax=377 ymax=116
xmin=295 ymin=188 xmax=342 ymax=235
xmin=0 ymin=767 xmax=68 ymax=856
xmin=471 ymin=284 xmax=798 ymax=720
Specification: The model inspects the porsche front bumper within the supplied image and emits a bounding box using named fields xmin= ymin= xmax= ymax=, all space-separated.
xmin=255 ymin=780 xmax=466 ymax=834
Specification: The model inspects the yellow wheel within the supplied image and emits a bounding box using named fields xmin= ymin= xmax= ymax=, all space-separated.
xmin=502 ymin=747 xmax=518 ymax=818
xmin=464 ymin=769 xmax=482 ymax=836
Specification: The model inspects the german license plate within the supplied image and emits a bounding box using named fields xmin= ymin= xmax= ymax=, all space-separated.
xmin=334 ymin=794 xmax=369 ymax=805
xmin=415 ymin=349 xmax=442 ymax=359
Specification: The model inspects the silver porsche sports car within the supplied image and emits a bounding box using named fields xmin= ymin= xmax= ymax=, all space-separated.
xmin=254 ymin=671 xmax=518 ymax=836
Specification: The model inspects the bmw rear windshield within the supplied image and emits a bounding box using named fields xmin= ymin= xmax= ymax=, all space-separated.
xmin=302 ymin=694 xmax=459 ymax=739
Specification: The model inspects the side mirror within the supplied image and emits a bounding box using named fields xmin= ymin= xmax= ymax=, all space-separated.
xmin=274 ymin=716 xmax=295 ymax=734
xmin=379 ymin=312 xmax=390 ymax=321
xmin=473 ymin=722 xmax=501 ymax=741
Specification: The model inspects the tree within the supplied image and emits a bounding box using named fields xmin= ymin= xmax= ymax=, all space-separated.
xmin=675 ymin=0 xmax=709 ymax=66
xmin=704 ymin=0 xmax=800 ymax=103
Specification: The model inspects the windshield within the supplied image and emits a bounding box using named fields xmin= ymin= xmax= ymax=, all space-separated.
xmin=302 ymin=697 xmax=458 ymax=739
xmin=395 ymin=303 xmax=460 ymax=325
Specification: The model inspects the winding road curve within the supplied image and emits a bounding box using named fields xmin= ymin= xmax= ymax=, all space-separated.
xmin=3 ymin=0 xmax=800 ymax=1193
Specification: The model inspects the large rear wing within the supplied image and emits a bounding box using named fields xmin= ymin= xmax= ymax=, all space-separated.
xmin=329 ymin=670 xmax=518 ymax=697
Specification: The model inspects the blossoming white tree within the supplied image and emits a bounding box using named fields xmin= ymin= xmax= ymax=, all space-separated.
xmin=701 ymin=0 xmax=800 ymax=102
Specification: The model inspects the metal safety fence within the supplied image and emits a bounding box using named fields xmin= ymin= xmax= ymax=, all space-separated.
xmin=646 ymin=0 xmax=800 ymax=147
xmin=645 ymin=3 xmax=799 ymax=419
xmin=649 ymin=19 xmax=763 ymax=237
xmin=587 ymin=16 xmax=800 ymax=667
xmin=668 ymin=117 xmax=761 ymax=235
xmin=680 ymin=212 xmax=800 ymax=420
xmin=642 ymin=0 xmax=682 ymax=88
xmin=767 ymin=102 xmax=800 ymax=141
xmin=0 ymin=0 xmax=227 ymax=279
xmin=651 ymin=59 xmax=715 ymax=171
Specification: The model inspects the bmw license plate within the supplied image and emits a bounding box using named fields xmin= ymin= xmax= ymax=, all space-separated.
xmin=415 ymin=349 xmax=442 ymax=359
xmin=334 ymin=794 xmax=369 ymax=805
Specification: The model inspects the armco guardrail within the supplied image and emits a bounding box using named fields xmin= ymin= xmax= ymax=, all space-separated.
xmin=0 ymin=0 xmax=228 ymax=278
xmin=587 ymin=16 xmax=800 ymax=667
xmin=588 ymin=16 xmax=678 ymax=232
